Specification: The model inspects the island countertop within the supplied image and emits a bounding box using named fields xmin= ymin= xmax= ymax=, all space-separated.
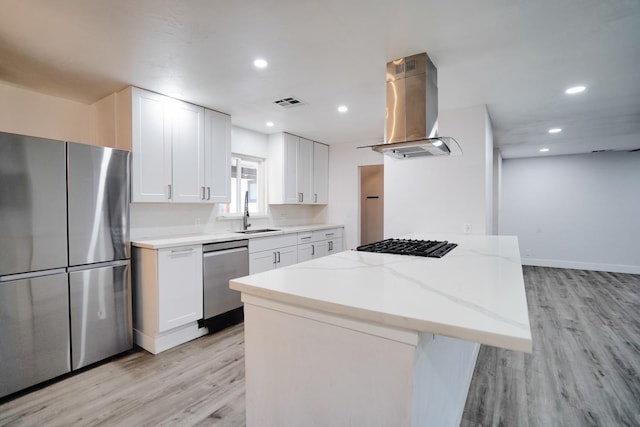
xmin=230 ymin=233 xmax=532 ymax=353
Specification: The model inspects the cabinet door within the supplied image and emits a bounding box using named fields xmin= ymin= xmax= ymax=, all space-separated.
xmin=297 ymin=243 xmax=313 ymax=263
xmin=157 ymin=245 xmax=203 ymax=332
xmin=297 ymin=138 xmax=314 ymax=204
xmin=131 ymin=88 xmax=172 ymax=202
xmin=250 ymin=250 xmax=276 ymax=275
xmin=313 ymin=241 xmax=329 ymax=259
xmin=313 ymin=142 xmax=329 ymax=204
xmin=204 ymin=109 xmax=231 ymax=203
xmin=171 ymin=101 xmax=205 ymax=203
xmin=327 ymin=238 xmax=344 ymax=254
xmin=277 ymin=245 xmax=298 ymax=268
xmin=283 ymin=133 xmax=300 ymax=203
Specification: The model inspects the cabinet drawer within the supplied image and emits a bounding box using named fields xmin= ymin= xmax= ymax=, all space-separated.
xmin=297 ymin=232 xmax=314 ymax=244
xmin=312 ymin=228 xmax=343 ymax=241
xmin=249 ymin=234 xmax=298 ymax=253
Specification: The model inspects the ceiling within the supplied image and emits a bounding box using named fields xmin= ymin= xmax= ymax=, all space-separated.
xmin=1 ymin=0 xmax=639 ymax=158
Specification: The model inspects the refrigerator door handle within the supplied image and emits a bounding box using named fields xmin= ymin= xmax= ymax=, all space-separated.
xmin=67 ymin=259 xmax=130 ymax=272
xmin=0 ymin=268 xmax=67 ymax=282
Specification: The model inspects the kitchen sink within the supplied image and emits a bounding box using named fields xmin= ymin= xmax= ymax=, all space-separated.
xmin=235 ymin=228 xmax=280 ymax=234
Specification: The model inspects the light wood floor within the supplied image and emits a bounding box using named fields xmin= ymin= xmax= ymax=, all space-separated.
xmin=462 ymin=267 xmax=640 ymax=427
xmin=1 ymin=266 xmax=639 ymax=426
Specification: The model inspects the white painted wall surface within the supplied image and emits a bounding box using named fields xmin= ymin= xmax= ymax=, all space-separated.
xmin=325 ymin=140 xmax=383 ymax=249
xmin=232 ymin=126 xmax=268 ymax=158
xmin=492 ymin=148 xmax=502 ymax=234
xmin=501 ymin=152 xmax=640 ymax=273
xmin=384 ymin=105 xmax=493 ymax=238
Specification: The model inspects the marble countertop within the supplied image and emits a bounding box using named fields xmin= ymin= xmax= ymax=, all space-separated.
xmin=132 ymin=224 xmax=344 ymax=249
xmin=230 ymin=233 xmax=532 ymax=353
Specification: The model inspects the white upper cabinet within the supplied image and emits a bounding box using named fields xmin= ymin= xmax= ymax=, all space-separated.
xmin=171 ymin=100 xmax=205 ymax=203
xmin=204 ymin=109 xmax=231 ymax=203
xmin=127 ymin=87 xmax=230 ymax=204
xmin=268 ymin=133 xmax=329 ymax=205
xmin=297 ymin=137 xmax=314 ymax=204
xmin=131 ymin=88 xmax=172 ymax=202
xmin=313 ymin=142 xmax=329 ymax=204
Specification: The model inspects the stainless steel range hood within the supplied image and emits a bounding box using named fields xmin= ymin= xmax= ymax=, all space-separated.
xmin=370 ymin=52 xmax=461 ymax=159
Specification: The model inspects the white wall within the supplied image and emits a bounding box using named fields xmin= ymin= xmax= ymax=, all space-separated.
xmin=326 ymin=140 xmax=384 ymax=250
xmin=492 ymin=148 xmax=502 ymax=234
xmin=384 ymin=105 xmax=493 ymax=238
xmin=501 ymin=152 xmax=640 ymax=273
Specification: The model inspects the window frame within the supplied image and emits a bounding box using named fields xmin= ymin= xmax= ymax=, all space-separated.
xmin=222 ymin=153 xmax=267 ymax=217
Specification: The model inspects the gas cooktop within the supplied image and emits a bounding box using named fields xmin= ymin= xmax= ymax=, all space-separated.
xmin=356 ymin=238 xmax=457 ymax=258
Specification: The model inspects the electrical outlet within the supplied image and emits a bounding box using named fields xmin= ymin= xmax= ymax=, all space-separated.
xmin=463 ymin=223 xmax=472 ymax=234
xmin=194 ymin=217 xmax=201 ymax=226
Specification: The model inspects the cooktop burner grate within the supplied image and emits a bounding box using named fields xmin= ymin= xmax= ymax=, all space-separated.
xmin=356 ymin=238 xmax=457 ymax=258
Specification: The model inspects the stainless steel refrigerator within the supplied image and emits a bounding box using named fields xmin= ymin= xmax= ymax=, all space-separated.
xmin=0 ymin=132 xmax=132 ymax=399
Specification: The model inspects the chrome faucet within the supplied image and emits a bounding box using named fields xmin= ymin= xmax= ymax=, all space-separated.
xmin=243 ymin=190 xmax=251 ymax=231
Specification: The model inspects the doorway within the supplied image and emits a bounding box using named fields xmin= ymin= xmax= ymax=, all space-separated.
xmin=359 ymin=165 xmax=384 ymax=245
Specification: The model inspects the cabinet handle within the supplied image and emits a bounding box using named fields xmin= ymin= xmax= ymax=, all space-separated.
xmin=277 ymin=251 xmax=281 ymax=263
xmin=329 ymin=241 xmax=333 ymax=251
xmin=298 ymin=192 xmax=303 ymax=203
xmin=314 ymin=193 xmax=317 ymax=203
xmin=207 ymin=187 xmax=211 ymax=200
xmin=301 ymin=236 xmax=311 ymax=240
xmin=311 ymin=244 xmax=315 ymax=256
xmin=201 ymin=186 xmax=206 ymax=200
xmin=168 ymin=184 xmax=172 ymax=200
xmin=171 ymin=247 xmax=194 ymax=254
xmin=325 ymin=233 xmax=334 ymax=237
xmin=273 ymin=252 xmax=277 ymax=264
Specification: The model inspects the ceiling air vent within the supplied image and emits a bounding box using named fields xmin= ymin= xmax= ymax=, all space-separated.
xmin=273 ymin=97 xmax=306 ymax=108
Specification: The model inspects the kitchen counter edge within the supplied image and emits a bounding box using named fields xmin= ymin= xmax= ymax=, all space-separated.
xmin=131 ymin=224 xmax=344 ymax=249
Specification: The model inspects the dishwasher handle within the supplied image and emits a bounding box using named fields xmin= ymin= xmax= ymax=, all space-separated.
xmin=203 ymin=239 xmax=249 ymax=253
xmin=203 ymin=247 xmax=247 ymax=258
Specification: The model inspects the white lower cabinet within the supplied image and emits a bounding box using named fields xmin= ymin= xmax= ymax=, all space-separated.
xmin=249 ymin=234 xmax=298 ymax=274
xmin=297 ymin=228 xmax=344 ymax=263
xmin=133 ymin=244 xmax=206 ymax=354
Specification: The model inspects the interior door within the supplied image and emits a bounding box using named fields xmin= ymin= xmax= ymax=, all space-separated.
xmin=360 ymin=165 xmax=384 ymax=245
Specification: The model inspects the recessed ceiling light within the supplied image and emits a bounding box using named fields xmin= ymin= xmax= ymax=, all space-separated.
xmin=266 ymin=121 xmax=274 ymax=127
xmin=565 ymin=86 xmax=586 ymax=94
xmin=253 ymin=58 xmax=268 ymax=69
xmin=548 ymin=128 xmax=562 ymax=134
xmin=540 ymin=148 xmax=550 ymax=152
xmin=337 ymin=105 xmax=348 ymax=113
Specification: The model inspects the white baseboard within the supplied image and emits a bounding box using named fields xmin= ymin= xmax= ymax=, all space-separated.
xmin=522 ymin=258 xmax=640 ymax=274
xmin=134 ymin=322 xmax=209 ymax=354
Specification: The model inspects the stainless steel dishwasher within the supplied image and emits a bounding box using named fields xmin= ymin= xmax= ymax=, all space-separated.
xmin=200 ymin=239 xmax=249 ymax=333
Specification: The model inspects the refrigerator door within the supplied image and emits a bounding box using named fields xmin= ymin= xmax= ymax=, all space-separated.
xmin=69 ymin=261 xmax=132 ymax=370
xmin=67 ymin=143 xmax=131 ymax=266
xmin=0 ymin=271 xmax=71 ymax=398
xmin=0 ymin=132 xmax=67 ymax=276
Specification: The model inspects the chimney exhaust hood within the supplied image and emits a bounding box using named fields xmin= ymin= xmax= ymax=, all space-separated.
xmin=369 ymin=52 xmax=461 ymax=159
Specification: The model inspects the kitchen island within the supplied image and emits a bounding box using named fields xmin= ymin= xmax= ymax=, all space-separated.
xmin=230 ymin=234 xmax=532 ymax=427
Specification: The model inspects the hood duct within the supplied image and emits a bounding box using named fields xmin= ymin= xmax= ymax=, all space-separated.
xmin=370 ymin=52 xmax=461 ymax=159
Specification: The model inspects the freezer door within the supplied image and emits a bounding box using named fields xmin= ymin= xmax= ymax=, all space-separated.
xmin=67 ymin=143 xmax=131 ymax=266
xmin=0 ymin=132 xmax=67 ymax=276
xmin=0 ymin=271 xmax=71 ymax=398
xmin=69 ymin=261 xmax=132 ymax=370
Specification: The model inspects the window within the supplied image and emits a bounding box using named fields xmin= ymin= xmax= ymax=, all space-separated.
xmin=221 ymin=154 xmax=265 ymax=215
